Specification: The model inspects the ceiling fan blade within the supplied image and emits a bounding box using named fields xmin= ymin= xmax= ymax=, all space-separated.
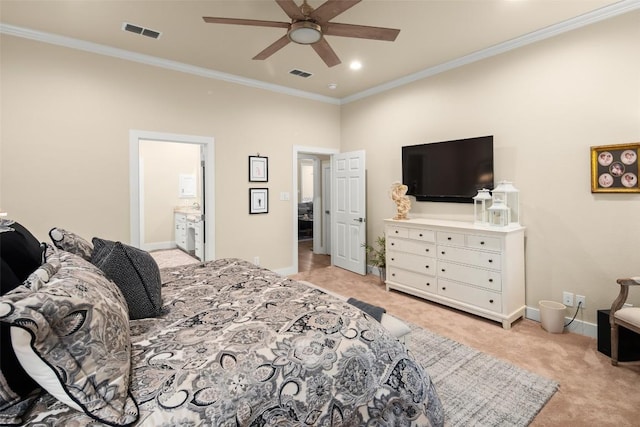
xmin=203 ymin=16 xmax=289 ymax=29
xmin=311 ymin=0 xmax=361 ymax=23
xmin=275 ymin=0 xmax=304 ymax=21
xmin=311 ymin=38 xmax=341 ymax=67
xmin=323 ymin=22 xmax=400 ymax=41
xmin=253 ymin=35 xmax=291 ymax=60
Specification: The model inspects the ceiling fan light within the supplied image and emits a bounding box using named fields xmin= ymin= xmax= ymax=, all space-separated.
xmin=288 ymin=21 xmax=322 ymax=45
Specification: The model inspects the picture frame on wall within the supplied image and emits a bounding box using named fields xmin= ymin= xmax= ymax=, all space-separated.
xmin=249 ymin=156 xmax=268 ymax=182
xmin=249 ymin=188 xmax=269 ymax=214
xmin=591 ymin=143 xmax=640 ymax=193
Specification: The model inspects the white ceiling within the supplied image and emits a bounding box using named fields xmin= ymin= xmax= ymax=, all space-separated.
xmin=1 ymin=0 xmax=636 ymax=102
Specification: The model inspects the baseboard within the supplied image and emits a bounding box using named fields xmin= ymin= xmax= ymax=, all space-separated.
xmin=274 ymin=265 xmax=297 ymax=276
xmin=296 ymin=262 xmax=598 ymax=338
xmin=525 ymin=306 xmax=597 ymax=338
xmin=143 ymin=241 xmax=177 ymax=252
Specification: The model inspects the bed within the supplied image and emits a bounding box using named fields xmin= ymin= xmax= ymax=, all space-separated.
xmin=1 ymin=222 xmax=444 ymax=426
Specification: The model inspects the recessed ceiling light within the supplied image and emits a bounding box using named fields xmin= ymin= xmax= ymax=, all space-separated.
xmin=350 ymin=61 xmax=362 ymax=70
xmin=328 ymin=83 xmax=338 ymax=90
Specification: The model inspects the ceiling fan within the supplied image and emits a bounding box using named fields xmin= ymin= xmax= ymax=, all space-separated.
xmin=203 ymin=0 xmax=400 ymax=67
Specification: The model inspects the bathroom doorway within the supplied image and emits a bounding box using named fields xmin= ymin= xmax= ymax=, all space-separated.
xmin=129 ymin=130 xmax=215 ymax=261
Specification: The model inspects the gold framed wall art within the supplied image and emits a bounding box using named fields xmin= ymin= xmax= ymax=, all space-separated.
xmin=591 ymin=143 xmax=639 ymax=193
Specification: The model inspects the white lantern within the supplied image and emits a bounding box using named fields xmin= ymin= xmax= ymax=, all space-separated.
xmin=488 ymin=197 xmax=510 ymax=227
xmin=473 ymin=189 xmax=492 ymax=225
xmin=492 ymin=180 xmax=520 ymax=225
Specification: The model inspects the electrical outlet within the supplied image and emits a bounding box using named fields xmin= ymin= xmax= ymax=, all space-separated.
xmin=253 ymin=256 xmax=260 ymax=266
xmin=562 ymin=291 xmax=574 ymax=307
xmin=576 ymin=295 xmax=586 ymax=308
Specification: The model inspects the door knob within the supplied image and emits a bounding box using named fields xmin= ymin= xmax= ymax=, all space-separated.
xmin=353 ymin=218 xmax=365 ymax=223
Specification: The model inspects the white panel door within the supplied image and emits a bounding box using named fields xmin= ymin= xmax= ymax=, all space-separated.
xmin=332 ymin=150 xmax=366 ymax=275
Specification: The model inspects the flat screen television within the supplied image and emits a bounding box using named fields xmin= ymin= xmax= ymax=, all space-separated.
xmin=402 ymin=135 xmax=494 ymax=203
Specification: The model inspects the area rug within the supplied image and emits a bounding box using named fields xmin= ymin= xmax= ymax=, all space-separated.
xmin=151 ymin=248 xmax=200 ymax=269
xmin=407 ymin=323 xmax=558 ymax=426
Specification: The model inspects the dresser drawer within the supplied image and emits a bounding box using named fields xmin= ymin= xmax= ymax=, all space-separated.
xmin=387 ymin=251 xmax=436 ymax=275
xmin=437 ymin=231 xmax=465 ymax=246
xmin=388 ymin=237 xmax=435 ymax=257
xmin=438 ymin=260 xmax=502 ymax=291
xmin=408 ymin=228 xmax=436 ymax=242
xmin=437 ymin=245 xmax=501 ymax=270
xmin=387 ymin=267 xmax=437 ymax=293
xmin=438 ymin=279 xmax=502 ymax=313
xmin=467 ymin=234 xmax=501 ymax=251
xmin=387 ymin=226 xmax=409 ymax=238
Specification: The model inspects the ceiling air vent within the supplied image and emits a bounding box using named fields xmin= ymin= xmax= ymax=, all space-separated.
xmin=122 ymin=22 xmax=162 ymax=39
xmin=289 ymin=69 xmax=313 ymax=78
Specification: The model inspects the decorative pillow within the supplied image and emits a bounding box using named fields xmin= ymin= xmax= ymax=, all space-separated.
xmin=91 ymin=238 xmax=162 ymax=320
xmin=49 ymin=227 xmax=94 ymax=261
xmin=0 ymin=246 xmax=139 ymax=426
xmin=0 ymin=219 xmax=44 ymax=294
xmin=0 ymin=219 xmax=44 ymax=424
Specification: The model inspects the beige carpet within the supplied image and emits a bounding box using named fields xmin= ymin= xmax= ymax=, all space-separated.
xmin=290 ymin=266 xmax=640 ymax=427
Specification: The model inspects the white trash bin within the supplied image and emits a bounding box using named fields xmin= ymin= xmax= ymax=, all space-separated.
xmin=539 ymin=300 xmax=566 ymax=333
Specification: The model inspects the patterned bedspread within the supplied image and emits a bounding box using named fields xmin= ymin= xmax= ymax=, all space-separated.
xmin=20 ymin=258 xmax=443 ymax=426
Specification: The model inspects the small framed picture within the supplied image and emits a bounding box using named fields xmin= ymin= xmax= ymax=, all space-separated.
xmin=591 ymin=143 xmax=640 ymax=193
xmin=249 ymin=156 xmax=268 ymax=182
xmin=249 ymin=188 xmax=269 ymax=214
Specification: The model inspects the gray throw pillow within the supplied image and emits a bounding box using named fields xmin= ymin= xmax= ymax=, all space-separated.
xmin=91 ymin=238 xmax=162 ymax=320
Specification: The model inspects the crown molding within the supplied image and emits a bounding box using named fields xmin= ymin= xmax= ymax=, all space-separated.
xmin=0 ymin=23 xmax=340 ymax=106
xmin=1 ymin=0 xmax=638 ymax=106
xmin=341 ymin=0 xmax=640 ymax=104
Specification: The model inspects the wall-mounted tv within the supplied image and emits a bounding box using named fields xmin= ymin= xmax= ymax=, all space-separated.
xmin=402 ymin=135 xmax=494 ymax=203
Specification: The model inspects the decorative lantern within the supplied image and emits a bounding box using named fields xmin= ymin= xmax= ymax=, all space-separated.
xmin=488 ymin=197 xmax=510 ymax=227
xmin=473 ymin=189 xmax=492 ymax=225
xmin=492 ymin=180 xmax=520 ymax=225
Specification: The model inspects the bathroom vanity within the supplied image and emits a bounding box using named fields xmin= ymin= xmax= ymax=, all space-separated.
xmin=174 ymin=207 xmax=204 ymax=261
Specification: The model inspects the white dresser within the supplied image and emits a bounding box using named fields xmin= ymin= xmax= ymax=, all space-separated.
xmin=384 ymin=218 xmax=525 ymax=329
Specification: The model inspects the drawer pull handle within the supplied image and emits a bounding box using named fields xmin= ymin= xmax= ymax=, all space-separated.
xmin=425 ymin=248 xmax=429 ymax=252
xmin=391 ymin=258 xmax=395 ymax=261
xmin=395 ymin=230 xmax=399 ymax=234
xmin=392 ymin=273 xmax=396 ymax=277
xmin=425 ymin=265 xmax=430 ymax=269
xmin=480 ymin=241 xmax=485 ymax=245
xmin=441 ymin=269 xmax=445 ymax=272
xmin=489 ymin=279 xmax=493 ymax=283
xmin=419 ymin=233 xmax=423 ymax=237
xmin=489 ymin=299 xmax=494 ymax=304
xmin=442 ymin=287 xmax=446 ymax=291
xmin=447 ymin=237 xmax=452 ymax=241
xmin=426 ymin=282 xmax=430 ymax=286
xmin=488 ymin=259 xmax=493 ymax=263
xmin=391 ymin=242 xmax=395 ymax=246
xmin=441 ymin=251 xmax=445 ymax=255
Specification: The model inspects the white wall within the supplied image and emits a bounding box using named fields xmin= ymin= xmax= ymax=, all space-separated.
xmin=0 ymin=35 xmax=340 ymax=271
xmin=341 ymin=11 xmax=640 ymax=324
xmin=1 ymin=11 xmax=638 ymax=323
xmin=140 ymin=140 xmax=201 ymax=247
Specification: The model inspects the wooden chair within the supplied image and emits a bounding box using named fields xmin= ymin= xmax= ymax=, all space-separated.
xmin=610 ymin=277 xmax=640 ymax=365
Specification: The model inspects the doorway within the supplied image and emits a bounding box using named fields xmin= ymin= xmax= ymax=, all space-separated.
xmin=129 ymin=130 xmax=215 ymax=261
xmin=292 ymin=146 xmax=338 ymax=273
